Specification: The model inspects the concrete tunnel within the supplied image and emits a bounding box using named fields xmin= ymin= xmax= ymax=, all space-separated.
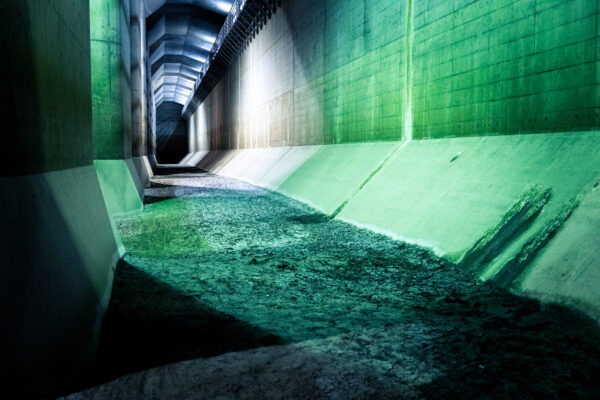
xmin=2 ymin=0 xmax=600 ymax=398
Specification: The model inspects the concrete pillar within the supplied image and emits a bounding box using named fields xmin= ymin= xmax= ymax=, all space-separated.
xmin=0 ymin=1 xmax=119 ymax=397
xmin=90 ymin=0 xmax=144 ymax=216
xmin=130 ymin=0 xmax=154 ymax=185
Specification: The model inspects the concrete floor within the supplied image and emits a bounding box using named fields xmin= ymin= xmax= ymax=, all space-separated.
xmin=62 ymin=174 xmax=600 ymax=399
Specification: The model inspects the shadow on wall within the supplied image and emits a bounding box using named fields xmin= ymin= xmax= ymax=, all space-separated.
xmin=0 ymin=172 xmax=117 ymax=400
xmin=0 ymin=2 xmax=122 ymax=398
xmin=1 ymin=1 xmax=94 ymax=174
xmin=1 ymin=2 xmax=41 ymax=175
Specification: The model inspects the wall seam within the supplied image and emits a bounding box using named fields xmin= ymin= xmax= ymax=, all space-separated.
xmin=595 ymin=0 xmax=600 ymax=128
xmin=329 ymin=141 xmax=405 ymax=219
xmin=52 ymin=5 xmax=90 ymax=55
xmin=403 ymin=0 xmax=414 ymax=142
xmin=290 ymin=0 xmax=295 ymax=148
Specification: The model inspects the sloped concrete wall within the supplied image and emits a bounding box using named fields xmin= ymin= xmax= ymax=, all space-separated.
xmin=276 ymin=143 xmax=399 ymax=215
xmin=0 ymin=168 xmax=119 ymax=398
xmin=516 ymin=184 xmax=600 ymax=320
xmin=197 ymin=131 xmax=600 ymax=320
xmin=95 ymin=160 xmax=144 ymax=218
xmin=0 ymin=1 xmax=120 ymax=397
xmin=338 ymin=133 xmax=600 ymax=259
xmin=94 ymin=160 xmax=144 ymax=256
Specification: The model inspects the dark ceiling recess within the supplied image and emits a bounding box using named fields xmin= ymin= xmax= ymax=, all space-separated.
xmin=182 ymin=0 xmax=281 ymax=118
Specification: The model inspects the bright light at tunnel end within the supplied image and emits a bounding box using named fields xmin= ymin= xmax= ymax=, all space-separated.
xmin=216 ymin=1 xmax=234 ymax=14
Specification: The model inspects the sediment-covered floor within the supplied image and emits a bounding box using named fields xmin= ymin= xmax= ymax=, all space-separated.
xmin=65 ymin=173 xmax=600 ymax=399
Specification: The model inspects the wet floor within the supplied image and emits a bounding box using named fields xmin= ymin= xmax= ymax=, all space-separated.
xmin=65 ymin=173 xmax=600 ymax=399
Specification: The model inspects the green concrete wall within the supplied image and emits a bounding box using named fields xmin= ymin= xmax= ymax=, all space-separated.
xmin=1 ymin=0 xmax=93 ymax=175
xmin=95 ymin=160 xmax=144 ymax=258
xmin=188 ymin=0 xmax=412 ymax=149
xmin=197 ymin=132 xmax=600 ymax=320
xmin=337 ymin=133 xmax=600 ymax=259
xmin=277 ymin=143 xmax=399 ymax=215
xmin=1 ymin=2 xmax=120 ymax=397
xmin=413 ymin=0 xmax=600 ymax=138
xmin=516 ymin=183 xmax=600 ymax=320
xmin=187 ymin=0 xmax=600 ymax=322
xmin=90 ymin=0 xmax=145 ymax=215
xmin=95 ymin=160 xmax=144 ymax=217
xmin=90 ymin=0 xmax=133 ymax=160
xmin=189 ymin=0 xmax=599 ymax=146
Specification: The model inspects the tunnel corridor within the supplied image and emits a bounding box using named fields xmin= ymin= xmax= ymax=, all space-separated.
xmin=2 ymin=0 xmax=600 ymax=399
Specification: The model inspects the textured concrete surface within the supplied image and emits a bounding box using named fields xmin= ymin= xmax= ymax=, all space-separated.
xmin=0 ymin=167 xmax=119 ymax=398
xmin=187 ymin=0 xmax=600 ymax=147
xmin=90 ymin=0 xmax=148 ymax=214
xmin=132 ymin=156 xmax=154 ymax=189
xmin=207 ymin=147 xmax=291 ymax=185
xmin=254 ymin=146 xmax=323 ymax=190
xmin=339 ymin=132 xmax=600 ymax=261
xmin=412 ymin=0 xmax=600 ymax=138
xmin=516 ymin=181 xmax=600 ymax=320
xmin=187 ymin=107 xmax=211 ymax=154
xmin=196 ymin=132 xmax=600 ymax=320
xmin=195 ymin=146 xmax=322 ymax=191
xmin=276 ymin=142 xmax=400 ymax=214
xmin=1 ymin=0 xmax=93 ymax=175
xmin=61 ymin=174 xmax=600 ymax=399
xmin=0 ymin=2 xmax=120 ymax=398
xmin=126 ymin=157 xmax=145 ymax=199
xmin=95 ymin=160 xmax=144 ymax=216
xmin=130 ymin=0 xmax=153 ymax=168
xmin=90 ymin=0 xmax=132 ymax=160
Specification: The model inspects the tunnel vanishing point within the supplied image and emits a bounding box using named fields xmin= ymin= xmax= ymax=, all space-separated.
xmin=2 ymin=0 xmax=600 ymax=398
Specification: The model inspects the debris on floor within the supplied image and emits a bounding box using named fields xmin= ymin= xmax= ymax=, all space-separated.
xmin=62 ymin=174 xmax=600 ymax=399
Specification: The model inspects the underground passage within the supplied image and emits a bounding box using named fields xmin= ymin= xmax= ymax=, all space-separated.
xmin=2 ymin=0 xmax=600 ymax=399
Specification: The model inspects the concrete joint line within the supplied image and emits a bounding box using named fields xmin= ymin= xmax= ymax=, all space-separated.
xmin=595 ymin=0 xmax=600 ymax=126
xmin=329 ymin=142 xmax=405 ymax=220
xmin=403 ymin=0 xmax=415 ymax=143
xmin=330 ymin=0 xmax=414 ymax=220
xmin=257 ymin=147 xmax=294 ymax=183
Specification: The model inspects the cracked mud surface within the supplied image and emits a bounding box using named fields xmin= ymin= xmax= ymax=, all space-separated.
xmin=64 ymin=173 xmax=600 ymax=399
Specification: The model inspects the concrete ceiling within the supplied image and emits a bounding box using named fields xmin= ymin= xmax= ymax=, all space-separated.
xmin=146 ymin=0 xmax=234 ymax=16
xmin=147 ymin=0 xmax=234 ymax=106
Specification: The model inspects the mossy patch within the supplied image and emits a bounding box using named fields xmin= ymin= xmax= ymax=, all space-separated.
xmin=116 ymin=198 xmax=209 ymax=258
